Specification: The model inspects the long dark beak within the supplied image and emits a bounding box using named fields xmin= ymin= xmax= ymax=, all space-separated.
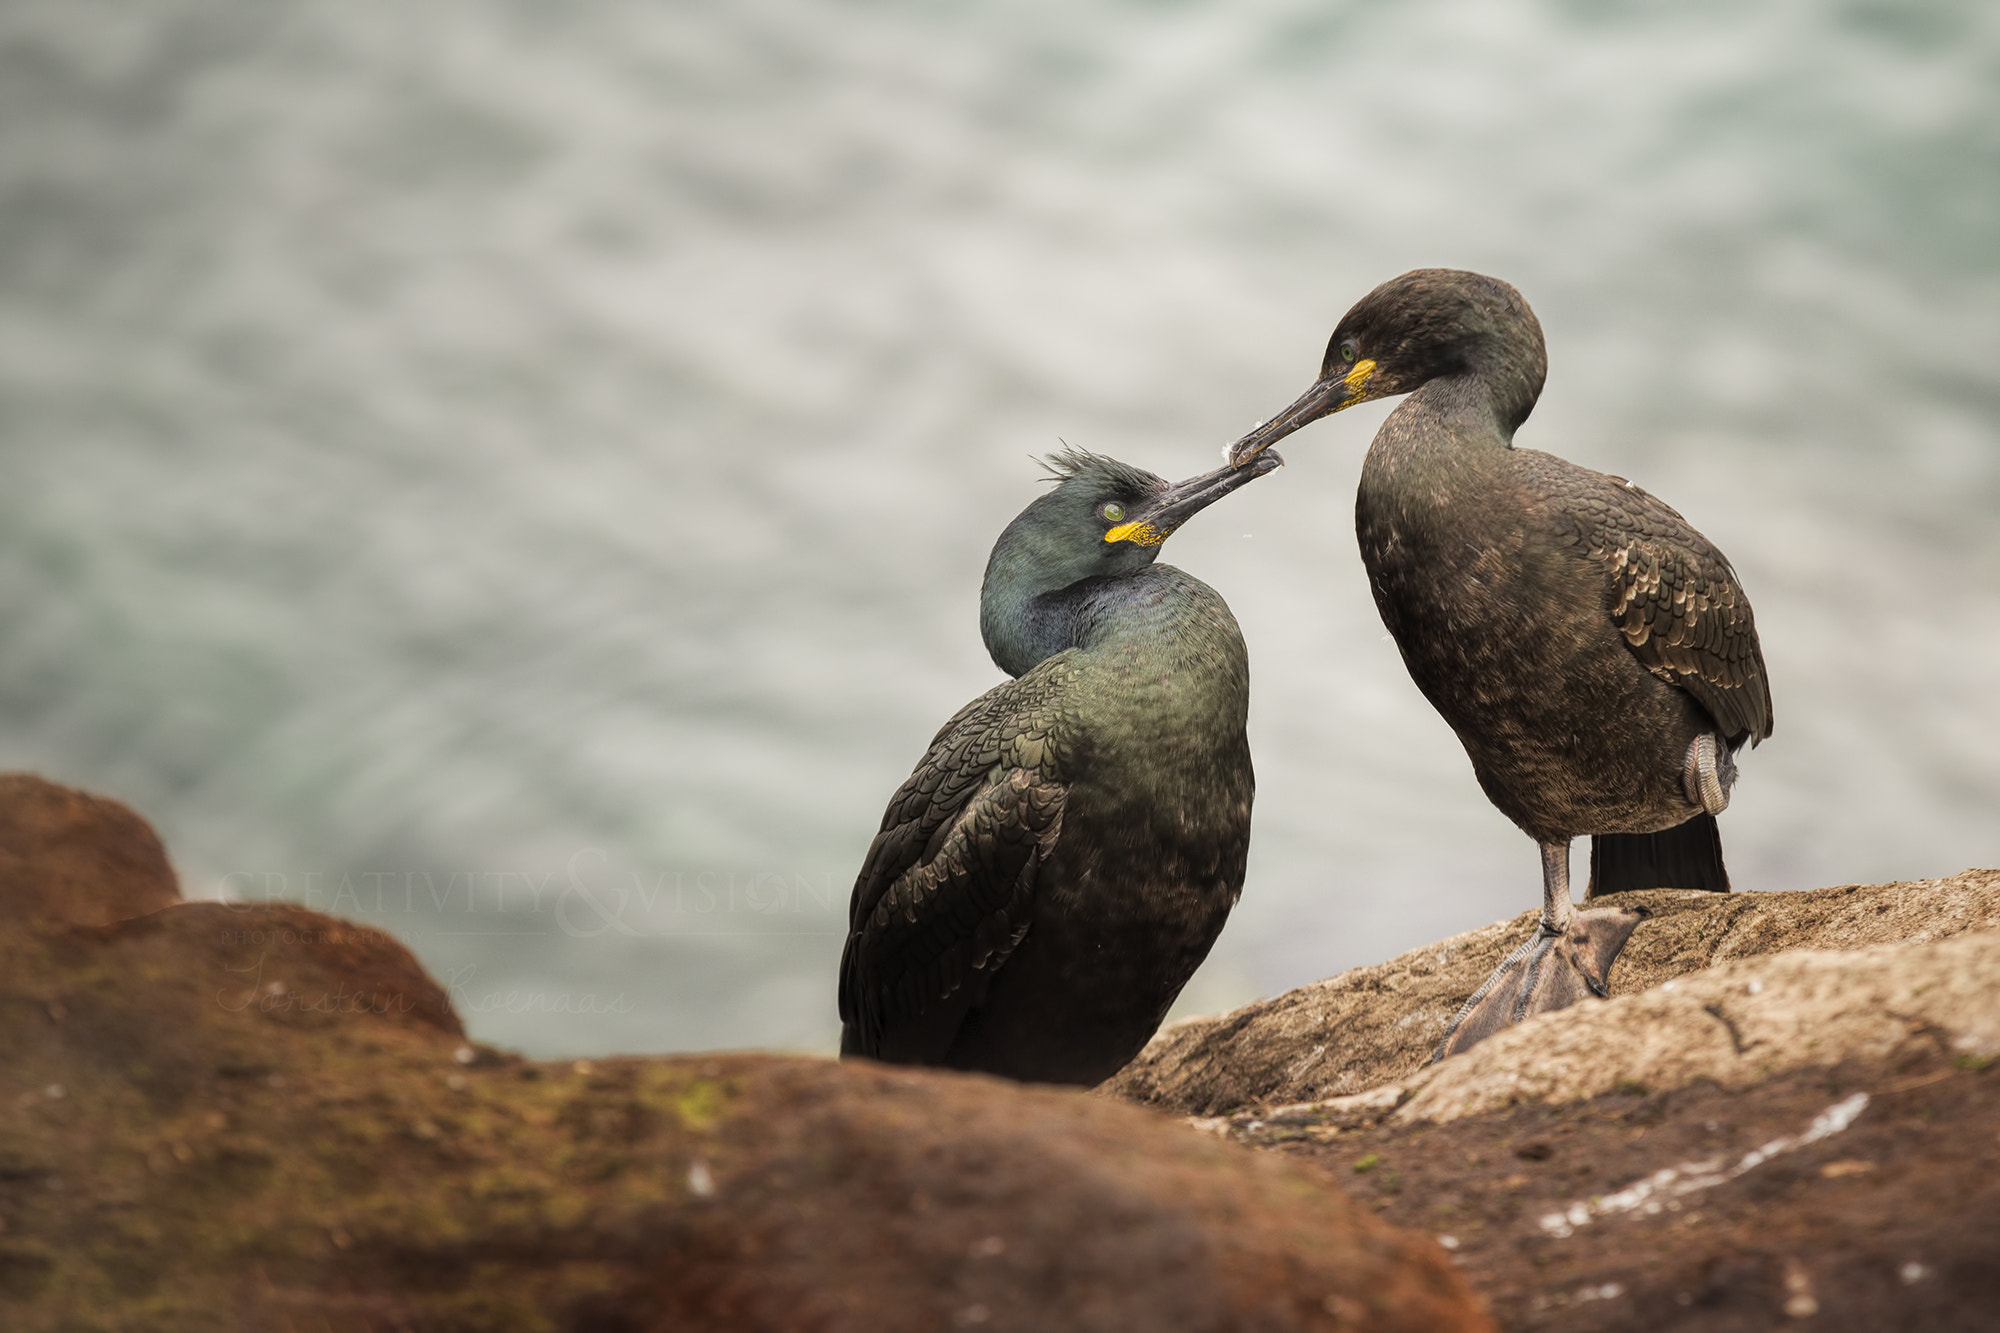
xmin=1225 ymin=361 xmax=1375 ymax=467
xmin=1104 ymin=450 xmax=1283 ymax=547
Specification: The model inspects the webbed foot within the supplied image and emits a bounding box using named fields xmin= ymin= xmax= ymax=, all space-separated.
xmin=1429 ymin=904 xmax=1649 ymax=1063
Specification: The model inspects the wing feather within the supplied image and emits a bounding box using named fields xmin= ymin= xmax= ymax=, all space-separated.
xmin=838 ymin=664 xmax=1073 ymax=1062
xmin=1530 ymin=453 xmax=1774 ymax=746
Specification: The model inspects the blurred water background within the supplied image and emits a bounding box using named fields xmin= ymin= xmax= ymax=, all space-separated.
xmin=2 ymin=0 xmax=1996 ymax=1057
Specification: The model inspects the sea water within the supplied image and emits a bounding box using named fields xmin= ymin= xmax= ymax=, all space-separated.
xmin=1 ymin=0 xmax=1995 ymax=1055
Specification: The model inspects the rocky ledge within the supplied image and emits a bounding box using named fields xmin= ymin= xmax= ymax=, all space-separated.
xmin=1106 ymin=870 xmax=2000 ymax=1331
xmin=0 ymin=774 xmax=1485 ymax=1333
xmin=6 ymin=769 xmax=1995 ymax=1331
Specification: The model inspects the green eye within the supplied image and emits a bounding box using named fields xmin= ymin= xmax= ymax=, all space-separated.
xmin=1340 ymin=339 xmax=1359 ymax=364
xmin=1101 ymin=502 xmax=1125 ymax=523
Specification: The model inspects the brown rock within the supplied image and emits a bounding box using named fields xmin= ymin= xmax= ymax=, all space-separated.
xmin=0 ymin=782 xmax=1491 ymax=1332
xmin=1398 ymin=929 xmax=2000 ymax=1125
xmin=1250 ymin=1048 xmax=2000 ymax=1332
xmin=1109 ymin=870 xmax=2000 ymax=1116
xmin=1113 ymin=871 xmax=2000 ymax=1330
xmin=1190 ymin=927 xmax=2000 ymax=1140
xmin=81 ymin=900 xmax=467 ymax=1040
xmin=0 ymin=773 xmax=180 ymax=926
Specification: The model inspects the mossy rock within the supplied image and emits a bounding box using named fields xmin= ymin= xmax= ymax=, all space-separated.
xmin=0 ymin=774 xmax=1489 ymax=1332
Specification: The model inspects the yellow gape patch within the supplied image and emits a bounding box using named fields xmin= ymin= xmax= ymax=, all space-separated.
xmin=1103 ymin=519 xmax=1168 ymax=546
xmin=1341 ymin=358 xmax=1378 ymax=404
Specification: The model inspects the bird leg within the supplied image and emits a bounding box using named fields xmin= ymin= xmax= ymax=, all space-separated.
xmin=1429 ymin=840 xmax=1649 ymax=1063
xmin=1682 ymin=734 xmax=1735 ymax=815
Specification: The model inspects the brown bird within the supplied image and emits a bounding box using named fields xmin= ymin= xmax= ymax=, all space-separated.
xmin=1226 ymin=269 xmax=1772 ymax=1058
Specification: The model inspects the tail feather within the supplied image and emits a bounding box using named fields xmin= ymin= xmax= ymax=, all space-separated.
xmin=1587 ymin=813 xmax=1729 ymax=898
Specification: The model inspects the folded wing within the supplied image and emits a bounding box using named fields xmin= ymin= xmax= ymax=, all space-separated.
xmin=1536 ymin=455 xmax=1774 ymax=746
xmin=839 ymin=670 xmax=1070 ymax=1063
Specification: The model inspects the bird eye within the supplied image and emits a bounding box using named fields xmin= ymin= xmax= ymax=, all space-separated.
xmin=1100 ymin=502 xmax=1126 ymax=523
xmin=1340 ymin=339 xmax=1360 ymax=364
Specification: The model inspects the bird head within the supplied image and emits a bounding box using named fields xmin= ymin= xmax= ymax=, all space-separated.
xmin=993 ymin=446 xmax=1283 ymax=590
xmin=978 ymin=446 xmax=1281 ymax=676
xmin=1226 ymin=269 xmax=1548 ymax=466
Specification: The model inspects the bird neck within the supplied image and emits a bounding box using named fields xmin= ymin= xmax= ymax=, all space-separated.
xmin=1363 ymin=378 xmax=1515 ymax=507
xmin=981 ymin=572 xmax=1112 ymax=678
xmin=1406 ymin=365 xmax=1534 ymax=448
xmin=982 ymin=566 xmax=1215 ymax=679
xmin=1461 ymin=329 xmax=1545 ymax=438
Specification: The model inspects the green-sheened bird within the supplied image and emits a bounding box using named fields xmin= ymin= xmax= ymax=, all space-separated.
xmin=1227 ymin=269 xmax=1772 ymax=1059
xmin=839 ymin=447 xmax=1280 ymax=1085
